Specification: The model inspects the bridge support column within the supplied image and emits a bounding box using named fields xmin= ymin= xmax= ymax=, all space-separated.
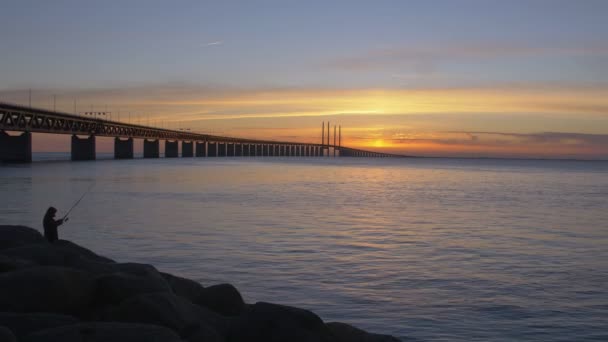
xmin=144 ymin=139 xmax=160 ymax=158
xmin=219 ymin=143 xmax=227 ymax=157
xmin=165 ymin=140 xmax=178 ymax=158
xmin=114 ymin=137 xmax=134 ymax=159
xmin=236 ymin=143 xmax=243 ymax=156
xmin=182 ymin=141 xmax=193 ymax=157
xmin=71 ymin=135 xmax=96 ymax=161
xmin=227 ymin=143 xmax=235 ymax=156
xmin=256 ymin=144 xmax=263 ymax=157
xmin=195 ymin=142 xmax=206 ymax=157
xmin=208 ymin=142 xmax=217 ymax=157
xmin=0 ymin=131 xmax=32 ymax=163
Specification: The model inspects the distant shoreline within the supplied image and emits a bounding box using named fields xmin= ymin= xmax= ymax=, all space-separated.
xmin=16 ymin=151 xmax=608 ymax=163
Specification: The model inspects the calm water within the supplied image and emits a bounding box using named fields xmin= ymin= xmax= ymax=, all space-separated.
xmin=1 ymin=155 xmax=607 ymax=341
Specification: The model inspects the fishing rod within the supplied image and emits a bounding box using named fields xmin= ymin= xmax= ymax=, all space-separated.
xmin=62 ymin=183 xmax=95 ymax=221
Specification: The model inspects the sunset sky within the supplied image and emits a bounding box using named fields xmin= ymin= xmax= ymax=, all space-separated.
xmin=1 ymin=1 xmax=607 ymax=159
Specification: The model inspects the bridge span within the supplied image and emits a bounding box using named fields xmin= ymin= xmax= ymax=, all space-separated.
xmin=0 ymin=102 xmax=401 ymax=162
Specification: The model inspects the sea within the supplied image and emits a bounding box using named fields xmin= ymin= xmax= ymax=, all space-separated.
xmin=1 ymin=153 xmax=607 ymax=341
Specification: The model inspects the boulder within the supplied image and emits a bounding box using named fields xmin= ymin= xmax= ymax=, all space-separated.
xmin=2 ymin=240 xmax=114 ymax=269
xmin=0 ymin=226 xmax=45 ymax=251
xmin=228 ymin=302 xmax=333 ymax=342
xmin=95 ymin=271 xmax=172 ymax=305
xmin=0 ymin=266 xmax=95 ymax=314
xmin=0 ymin=313 xmax=78 ymax=339
xmin=195 ymin=283 xmax=245 ymax=316
xmin=0 ymin=255 xmax=36 ymax=273
xmin=52 ymin=240 xmax=115 ymax=263
xmin=22 ymin=322 xmax=182 ymax=342
xmin=161 ymin=272 xmax=205 ymax=302
xmin=1 ymin=244 xmax=74 ymax=267
xmin=0 ymin=326 xmax=16 ymax=342
xmin=327 ymin=322 xmax=401 ymax=342
xmin=105 ymin=292 xmax=228 ymax=340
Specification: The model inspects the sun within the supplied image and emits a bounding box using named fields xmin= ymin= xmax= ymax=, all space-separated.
xmin=373 ymin=139 xmax=385 ymax=147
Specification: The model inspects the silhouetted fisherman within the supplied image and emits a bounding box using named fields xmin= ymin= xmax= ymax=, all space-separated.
xmin=43 ymin=207 xmax=68 ymax=242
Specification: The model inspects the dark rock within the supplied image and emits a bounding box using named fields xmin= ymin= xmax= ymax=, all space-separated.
xmin=195 ymin=283 xmax=245 ymax=316
xmin=105 ymin=292 xmax=228 ymax=340
xmin=22 ymin=322 xmax=182 ymax=342
xmin=1 ymin=244 xmax=74 ymax=267
xmin=1 ymin=240 xmax=114 ymax=268
xmin=0 ymin=313 xmax=78 ymax=339
xmin=95 ymin=271 xmax=172 ymax=305
xmin=52 ymin=240 xmax=115 ymax=263
xmin=161 ymin=272 xmax=205 ymax=302
xmin=327 ymin=322 xmax=401 ymax=342
xmin=0 ymin=326 xmax=16 ymax=342
xmin=0 ymin=255 xmax=36 ymax=273
xmin=0 ymin=226 xmax=45 ymax=251
xmin=0 ymin=266 xmax=95 ymax=314
xmin=228 ymin=302 xmax=333 ymax=342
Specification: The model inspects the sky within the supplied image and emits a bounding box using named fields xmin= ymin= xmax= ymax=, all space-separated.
xmin=1 ymin=0 xmax=607 ymax=159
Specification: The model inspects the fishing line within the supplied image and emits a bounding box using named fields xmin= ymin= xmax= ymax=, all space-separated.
xmin=63 ymin=182 xmax=95 ymax=221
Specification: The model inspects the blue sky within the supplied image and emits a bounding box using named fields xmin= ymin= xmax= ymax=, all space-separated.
xmin=2 ymin=0 xmax=607 ymax=88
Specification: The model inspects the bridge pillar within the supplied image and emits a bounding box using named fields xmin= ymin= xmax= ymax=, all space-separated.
xmin=114 ymin=137 xmax=134 ymax=159
xmin=219 ymin=143 xmax=227 ymax=157
xmin=208 ymin=142 xmax=218 ymax=157
xmin=256 ymin=144 xmax=263 ymax=157
xmin=195 ymin=142 xmax=206 ymax=157
xmin=143 ymin=139 xmax=159 ymax=158
xmin=227 ymin=143 xmax=235 ymax=156
xmin=71 ymin=135 xmax=96 ymax=161
xmin=0 ymin=131 xmax=32 ymax=163
xmin=235 ymin=143 xmax=243 ymax=156
xmin=165 ymin=140 xmax=178 ymax=158
xmin=281 ymin=145 xmax=286 ymax=156
xmin=182 ymin=141 xmax=194 ymax=157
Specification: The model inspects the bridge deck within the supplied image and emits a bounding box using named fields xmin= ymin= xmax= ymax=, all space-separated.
xmin=0 ymin=102 xmax=401 ymax=162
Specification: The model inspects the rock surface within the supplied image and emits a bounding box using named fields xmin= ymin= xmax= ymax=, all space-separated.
xmin=23 ymin=322 xmax=182 ymax=342
xmin=0 ymin=225 xmax=401 ymax=341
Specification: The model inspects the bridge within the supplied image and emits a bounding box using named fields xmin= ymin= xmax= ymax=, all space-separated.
xmin=0 ymin=102 xmax=401 ymax=162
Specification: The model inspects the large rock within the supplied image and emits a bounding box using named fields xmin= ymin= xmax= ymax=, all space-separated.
xmin=22 ymin=322 xmax=182 ymax=342
xmin=161 ymin=272 xmax=205 ymax=302
xmin=0 ymin=266 xmax=95 ymax=314
xmin=1 ymin=244 xmax=75 ymax=267
xmin=1 ymin=240 xmax=114 ymax=269
xmin=0 ymin=255 xmax=36 ymax=273
xmin=52 ymin=240 xmax=114 ymax=263
xmin=195 ymin=283 xmax=245 ymax=316
xmin=0 ymin=226 xmax=45 ymax=251
xmin=228 ymin=302 xmax=333 ymax=342
xmin=95 ymin=271 xmax=172 ymax=305
xmin=0 ymin=225 xmax=48 ymax=251
xmin=105 ymin=292 xmax=228 ymax=341
xmin=327 ymin=322 xmax=401 ymax=342
xmin=0 ymin=313 xmax=78 ymax=339
xmin=0 ymin=326 xmax=16 ymax=342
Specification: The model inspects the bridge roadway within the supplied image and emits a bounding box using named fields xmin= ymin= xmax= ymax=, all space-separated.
xmin=0 ymin=102 xmax=400 ymax=162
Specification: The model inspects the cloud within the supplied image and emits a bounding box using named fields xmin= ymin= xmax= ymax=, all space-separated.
xmin=205 ymin=41 xmax=223 ymax=46
xmin=325 ymin=43 xmax=608 ymax=71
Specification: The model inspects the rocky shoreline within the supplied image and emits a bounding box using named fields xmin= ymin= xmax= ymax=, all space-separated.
xmin=0 ymin=225 xmax=401 ymax=341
